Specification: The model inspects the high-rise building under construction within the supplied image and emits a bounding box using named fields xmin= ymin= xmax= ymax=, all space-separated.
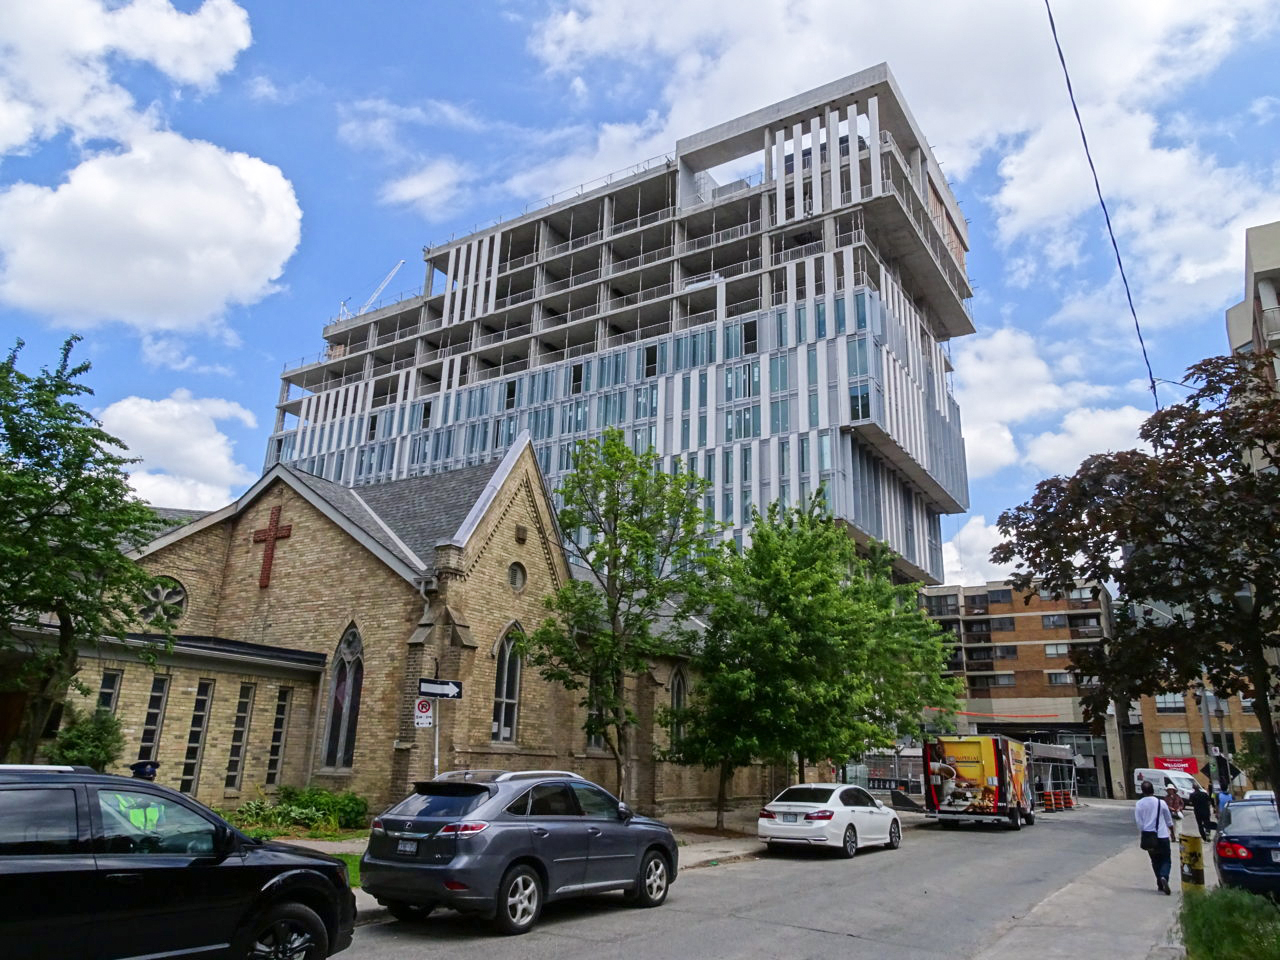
xmin=269 ymin=63 xmax=975 ymax=582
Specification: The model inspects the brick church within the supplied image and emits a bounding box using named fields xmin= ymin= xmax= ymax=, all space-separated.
xmin=72 ymin=434 xmax=767 ymax=814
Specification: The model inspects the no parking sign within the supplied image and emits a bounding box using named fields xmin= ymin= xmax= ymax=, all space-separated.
xmin=413 ymin=697 xmax=434 ymax=728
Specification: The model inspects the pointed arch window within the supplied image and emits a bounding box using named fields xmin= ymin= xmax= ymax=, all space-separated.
xmin=492 ymin=634 xmax=521 ymax=743
xmin=670 ymin=669 xmax=688 ymax=744
xmin=324 ymin=627 xmax=364 ymax=768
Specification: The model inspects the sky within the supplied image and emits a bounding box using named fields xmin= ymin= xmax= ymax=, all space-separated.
xmin=3 ymin=0 xmax=1279 ymax=584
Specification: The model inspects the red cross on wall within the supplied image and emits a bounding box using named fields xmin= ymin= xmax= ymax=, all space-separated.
xmin=252 ymin=505 xmax=292 ymax=589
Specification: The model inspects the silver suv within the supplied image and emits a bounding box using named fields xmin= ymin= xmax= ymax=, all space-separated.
xmin=360 ymin=770 xmax=678 ymax=934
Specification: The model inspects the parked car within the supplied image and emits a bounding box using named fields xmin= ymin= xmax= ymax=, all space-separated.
xmin=0 ymin=763 xmax=355 ymax=960
xmin=360 ymin=770 xmax=678 ymax=935
xmin=1243 ymin=790 xmax=1276 ymax=801
xmin=758 ymin=783 xmax=902 ymax=856
xmin=1213 ymin=799 xmax=1280 ymax=895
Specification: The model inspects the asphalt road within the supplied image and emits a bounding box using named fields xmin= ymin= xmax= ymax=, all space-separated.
xmin=347 ymin=804 xmax=1136 ymax=960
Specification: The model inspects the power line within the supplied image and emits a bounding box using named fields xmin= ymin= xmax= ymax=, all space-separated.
xmin=1043 ymin=0 xmax=1160 ymax=411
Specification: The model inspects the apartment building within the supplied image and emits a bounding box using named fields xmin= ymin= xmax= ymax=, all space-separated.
xmin=1226 ymin=218 xmax=1280 ymax=364
xmin=267 ymin=63 xmax=973 ymax=582
xmin=920 ymin=581 xmax=1126 ymax=797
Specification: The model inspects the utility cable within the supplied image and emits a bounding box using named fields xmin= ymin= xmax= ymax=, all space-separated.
xmin=1044 ymin=0 xmax=1160 ymax=410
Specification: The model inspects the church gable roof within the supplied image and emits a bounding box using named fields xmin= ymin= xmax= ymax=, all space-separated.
xmin=132 ymin=433 xmax=547 ymax=586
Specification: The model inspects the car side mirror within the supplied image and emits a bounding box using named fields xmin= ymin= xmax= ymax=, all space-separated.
xmin=618 ymin=801 xmax=634 ymax=821
xmin=875 ymin=800 xmax=885 ymax=809
xmin=213 ymin=823 xmax=237 ymax=858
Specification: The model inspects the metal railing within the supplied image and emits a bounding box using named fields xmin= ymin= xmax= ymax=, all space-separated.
xmin=772 ymin=239 xmax=826 ymax=266
xmin=611 ymin=206 xmax=675 ymax=237
xmin=678 ymin=219 xmax=759 ymax=254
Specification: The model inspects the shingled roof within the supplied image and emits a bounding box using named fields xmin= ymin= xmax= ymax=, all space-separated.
xmin=282 ymin=459 xmax=503 ymax=574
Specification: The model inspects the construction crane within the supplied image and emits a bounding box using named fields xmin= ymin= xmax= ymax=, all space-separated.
xmin=339 ymin=259 xmax=406 ymax=319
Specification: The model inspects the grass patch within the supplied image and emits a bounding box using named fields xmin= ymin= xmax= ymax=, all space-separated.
xmin=335 ymin=853 xmax=362 ymax=888
xmin=1182 ymin=886 xmax=1280 ymax=960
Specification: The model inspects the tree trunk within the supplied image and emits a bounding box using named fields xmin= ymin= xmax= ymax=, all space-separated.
xmin=796 ymin=753 xmax=803 ymax=784
xmin=1244 ymin=640 xmax=1280 ymax=804
xmin=716 ymin=760 xmax=731 ymax=831
xmin=16 ymin=611 xmax=79 ymax=762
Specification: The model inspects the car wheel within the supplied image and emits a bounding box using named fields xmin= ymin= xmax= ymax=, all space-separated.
xmin=629 ymin=849 xmax=671 ymax=907
xmin=494 ymin=864 xmax=542 ymax=935
xmin=888 ymin=820 xmax=902 ymax=849
xmin=385 ymin=901 xmax=434 ymax=923
xmin=243 ymin=902 xmax=328 ymax=960
xmin=839 ymin=825 xmax=858 ymax=859
xmin=1009 ymin=807 xmax=1023 ymax=831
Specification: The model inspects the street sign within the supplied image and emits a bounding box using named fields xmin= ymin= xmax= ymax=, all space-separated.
xmin=413 ymin=697 xmax=434 ymax=728
xmin=419 ymin=678 xmax=463 ymax=700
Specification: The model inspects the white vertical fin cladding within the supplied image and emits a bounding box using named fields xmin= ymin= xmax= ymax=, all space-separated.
xmin=808 ymin=115 xmax=823 ymax=216
xmin=791 ymin=121 xmax=804 ymax=218
xmin=442 ymin=246 xmax=458 ymax=324
xmin=774 ymin=129 xmax=787 ymax=225
xmin=825 ymin=107 xmax=840 ymax=210
xmin=847 ymin=103 xmax=862 ymax=201
xmin=487 ymin=231 xmax=502 ymax=314
xmin=867 ymin=95 xmax=882 ymax=196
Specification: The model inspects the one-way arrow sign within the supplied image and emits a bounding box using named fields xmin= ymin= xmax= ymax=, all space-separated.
xmin=419 ymin=678 xmax=463 ymax=700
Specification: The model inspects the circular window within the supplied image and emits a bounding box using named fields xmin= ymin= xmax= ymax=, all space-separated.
xmin=508 ymin=562 xmax=527 ymax=592
xmin=139 ymin=576 xmax=187 ymax=625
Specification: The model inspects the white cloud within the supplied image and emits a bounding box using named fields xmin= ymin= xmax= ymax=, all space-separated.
xmin=1250 ymin=95 xmax=1280 ymax=124
xmin=0 ymin=0 xmax=251 ymax=154
xmin=140 ymin=335 xmax=232 ymax=375
xmin=379 ymin=158 xmax=475 ymax=222
xmin=942 ymin=516 xmax=1013 ymax=585
xmin=0 ymin=1 xmax=303 ymax=353
xmin=950 ymin=327 xmax=1113 ymax=479
xmin=569 ymin=76 xmax=589 ymax=103
xmin=338 ymin=98 xmax=485 ymax=158
xmin=0 ymin=131 xmax=301 ymax=331
xmin=1021 ymin=405 xmax=1150 ymax=476
xmin=99 ymin=388 xmax=257 ymax=509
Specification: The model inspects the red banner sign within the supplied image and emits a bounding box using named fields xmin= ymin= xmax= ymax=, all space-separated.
xmin=1153 ymin=756 xmax=1199 ymax=775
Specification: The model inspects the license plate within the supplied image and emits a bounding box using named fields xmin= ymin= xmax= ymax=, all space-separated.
xmin=1272 ymin=850 xmax=1280 ymax=863
xmin=783 ymin=813 xmax=797 ymax=823
xmin=397 ymin=839 xmax=418 ymax=855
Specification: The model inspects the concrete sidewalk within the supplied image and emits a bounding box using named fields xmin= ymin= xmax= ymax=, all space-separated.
xmin=967 ymin=838 xmax=1201 ymax=960
xmin=278 ymin=803 xmax=933 ymax=924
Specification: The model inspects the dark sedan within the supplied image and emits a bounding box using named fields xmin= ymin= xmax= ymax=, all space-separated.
xmin=1214 ymin=799 xmax=1280 ymax=895
xmin=360 ymin=770 xmax=678 ymax=934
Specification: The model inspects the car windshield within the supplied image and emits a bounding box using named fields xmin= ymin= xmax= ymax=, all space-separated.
xmin=1224 ymin=804 xmax=1280 ymax=835
xmin=774 ymin=787 xmax=835 ymax=804
xmin=388 ymin=785 xmax=489 ymax=819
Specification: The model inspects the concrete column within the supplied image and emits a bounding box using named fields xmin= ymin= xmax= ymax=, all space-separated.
xmin=809 ymin=115 xmax=823 ymax=215
xmin=825 ymin=108 xmax=840 ymax=210
xmin=487 ymin=232 xmax=502 ymax=314
xmin=465 ymin=239 xmax=482 ymax=323
xmin=792 ymin=121 xmax=806 ymax=216
xmin=846 ymin=103 xmax=861 ymax=202
xmin=442 ymin=246 xmax=458 ymax=325
xmin=774 ymin=129 xmax=787 ymax=225
xmin=867 ymin=96 xmax=882 ymax=196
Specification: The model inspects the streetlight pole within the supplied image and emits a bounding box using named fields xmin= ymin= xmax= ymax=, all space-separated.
xmin=1215 ymin=704 xmax=1231 ymax=796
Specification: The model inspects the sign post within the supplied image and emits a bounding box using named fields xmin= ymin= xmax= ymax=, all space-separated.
xmin=417 ymin=678 xmax=464 ymax=779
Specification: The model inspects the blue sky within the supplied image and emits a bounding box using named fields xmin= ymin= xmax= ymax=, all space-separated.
xmin=3 ymin=1 xmax=1279 ymax=582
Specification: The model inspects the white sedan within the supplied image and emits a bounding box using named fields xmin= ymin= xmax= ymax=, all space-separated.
xmin=758 ymin=783 xmax=901 ymax=857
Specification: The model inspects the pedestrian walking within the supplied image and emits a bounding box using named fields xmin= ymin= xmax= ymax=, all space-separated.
xmin=1189 ymin=782 xmax=1213 ymax=841
xmin=1164 ymin=783 xmax=1185 ymax=840
xmin=1136 ymin=780 xmax=1174 ymax=894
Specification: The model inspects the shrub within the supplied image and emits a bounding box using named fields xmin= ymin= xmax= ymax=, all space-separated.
xmin=45 ymin=706 xmax=124 ymax=772
xmin=1182 ymin=886 xmax=1280 ymax=960
xmin=229 ymin=785 xmax=369 ymax=833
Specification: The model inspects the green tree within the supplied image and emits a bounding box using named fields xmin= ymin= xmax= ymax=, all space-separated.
xmin=991 ymin=354 xmax=1280 ymax=795
xmin=519 ymin=429 xmax=715 ymax=801
xmin=669 ymin=496 xmax=959 ymax=826
xmin=0 ymin=338 xmax=171 ymax=762
xmin=46 ymin=704 xmax=126 ymax=772
xmin=1235 ymin=732 xmax=1269 ymax=789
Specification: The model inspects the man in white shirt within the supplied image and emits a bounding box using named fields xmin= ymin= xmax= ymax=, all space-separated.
xmin=1135 ymin=780 xmax=1175 ymax=894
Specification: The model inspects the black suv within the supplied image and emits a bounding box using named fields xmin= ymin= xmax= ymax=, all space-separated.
xmin=0 ymin=764 xmax=355 ymax=960
xmin=361 ymin=770 xmax=679 ymax=934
